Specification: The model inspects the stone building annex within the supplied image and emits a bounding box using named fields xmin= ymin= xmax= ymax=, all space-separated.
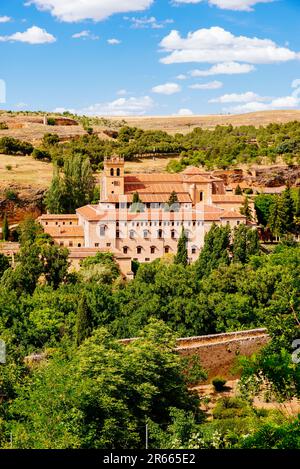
xmin=39 ymin=157 xmax=248 ymax=277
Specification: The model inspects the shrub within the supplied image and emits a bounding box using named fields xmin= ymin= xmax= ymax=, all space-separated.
xmin=32 ymin=148 xmax=51 ymax=161
xmin=47 ymin=117 xmax=56 ymax=126
xmin=0 ymin=122 xmax=8 ymax=130
xmin=5 ymin=165 xmax=12 ymax=171
xmin=0 ymin=136 xmax=33 ymax=155
xmin=5 ymin=189 xmax=18 ymax=201
xmin=213 ymin=397 xmax=252 ymax=420
xmin=212 ymin=376 xmax=227 ymax=392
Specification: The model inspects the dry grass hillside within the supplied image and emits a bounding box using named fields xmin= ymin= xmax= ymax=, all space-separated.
xmin=1 ymin=110 xmax=300 ymax=143
xmin=110 ymin=110 xmax=300 ymax=134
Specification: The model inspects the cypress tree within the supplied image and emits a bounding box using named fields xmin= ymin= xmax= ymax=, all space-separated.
xmin=240 ymin=197 xmax=253 ymax=222
xmin=167 ymin=191 xmax=179 ymax=211
xmin=175 ymin=226 xmax=188 ymax=266
xmin=76 ymin=295 xmax=93 ymax=346
xmin=131 ymin=192 xmax=144 ymax=212
xmin=235 ymin=185 xmax=243 ymax=195
xmin=2 ymin=213 xmax=9 ymax=241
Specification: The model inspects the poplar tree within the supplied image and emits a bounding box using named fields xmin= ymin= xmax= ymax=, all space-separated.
xmin=195 ymin=223 xmax=230 ymax=279
xmin=233 ymin=225 xmax=260 ymax=264
xmin=175 ymin=227 xmax=188 ymax=266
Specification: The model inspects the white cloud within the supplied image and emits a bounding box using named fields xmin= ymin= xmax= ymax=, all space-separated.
xmin=292 ymin=79 xmax=300 ymax=89
xmin=152 ymin=82 xmax=181 ymax=95
xmin=26 ymin=0 xmax=153 ymax=22
xmin=190 ymin=80 xmax=223 ymax=90
xmin=160 ymin=27 xmax=299 ymax=65
xmin=210 ymin=91 xmax=266 ymax=103
xmin=72 ymin=30 xmax=99 ymax=40
xmin=0 ymin=26 xmax=56 ymax=44
xmin=0 ymin=16 xmax=12 ymax=23
xmin=124 ymin=16 xmax=174 ymax=29
xmin=172 ymin=0 xmax=274 ymax=12
xmin=54 ymin=96 xmax=154 ymax=116
xmin=175 ymin=108 xmax=194 ymax=116
xmin=107 ymin=38 xmax=121 ymax=45
xmin=176 ymin=74 xmax=187 ymax=80
xmin=190 ymin=62 xmax=255 ymax=76
xmin=0 ymin=80 xmax=6 ymax=104
xmin=217 ymin=82 xmax=300 ymax=114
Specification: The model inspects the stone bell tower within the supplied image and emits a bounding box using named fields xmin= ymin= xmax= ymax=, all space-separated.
xmin=101 ymin=156 xmax=125 ymax=200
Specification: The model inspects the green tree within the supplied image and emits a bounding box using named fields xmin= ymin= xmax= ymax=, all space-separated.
xmin=9 ymin=320 xmax=201 ymax=449
xmin=0 ymin=253 xmax=9 ymax=278
xmin=195 ymin=224 xmax=230 ymax=279
xmin=233 ymin=225 xmax=260 ymax=264
xmin=268 ymin=187 xmax=295 ymax=236
xmin=131 ymin=192 xmax=144 ymax=213
xmin=2 ymin=213 xmax=9 ymax=241
xmin=76 ymin=295 xmax=93 ymax=346
xmin=167 ymin=191 xmax=179 ymax=211
xmin=235 ymin=185 xmax=243 ymax=195
xmin=240 ymin=197 xmax=253 ymax=222
xmin=175 ymin=227 xmax=188 ymax=267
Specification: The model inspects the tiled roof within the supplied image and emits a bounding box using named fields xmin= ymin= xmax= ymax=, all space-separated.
xmin=104 ymin=193 xmax=192 ymax=203
xmin=220 ymin=211 xmax=246 ymax=219
xmin=77 ymin=205 xmax=104 ymax=221
xmin=182 ymin=166 xmax=202 ymax=175
xmin=125 ymin=174 xmax=183 ymax=183
xmin=38 ymin=214 xmax=78 ymax=220
xmin=212 ymin=195 xmax=244 ymax=203
xmin=44 ymin=226 xmax=84 ymax=238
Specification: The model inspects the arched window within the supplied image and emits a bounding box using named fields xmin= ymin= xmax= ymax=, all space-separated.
xmin=137 ymin=246 xmax=142 ymax=254
xmin=123 ymin=246 xmax=129 ymax=254
xmin=117 ymin=168 xmax=120 ymax=176
xmin=110 ymin=168 xmax=114 ymax=176
xmin=143 ymin=229 xmax=149 ymax=238
xmin=129 ymin=230 xmax=135 ymax=239
xmin=164 ymin=246 xmax=171 ymax=254
xmin=150 ymin=246 xmax=156 ymax=254
xmin=171 ymin=229 xmax=176 ymax=239
xmin=157 ymin=229 xmax=163 ymax=239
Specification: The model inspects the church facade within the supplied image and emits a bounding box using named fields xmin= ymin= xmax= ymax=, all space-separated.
xmin=39 ymin=157 xmax=247 ymax=276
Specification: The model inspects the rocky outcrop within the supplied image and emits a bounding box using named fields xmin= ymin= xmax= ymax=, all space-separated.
xmin=0 ymin=185 xmax=45 ymax=225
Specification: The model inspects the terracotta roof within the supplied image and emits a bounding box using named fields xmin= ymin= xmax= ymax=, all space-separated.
xmin=212 ymin=195 xmax=244 ymax=203
xmin=182 ymin=166 xmax=203 ymax=175
xmin=186 ymin=175 xmax=215 ymax=183
xmin=125 ymin=174 xmax=183 ymax=183
xmin=125 ymin=182 xmax=188 ymax=194
xmin=44 ymin=226 xmax=84 ymax=238
xmin=38 ymin=214 xmax=78 ymax=220
xmin=104 ymin=193 xmax=191 ymax=203
xmin=77 ymin=205 xmax=104 ymax=221
xmin=220 ymin=211 xmax=246 ymax=219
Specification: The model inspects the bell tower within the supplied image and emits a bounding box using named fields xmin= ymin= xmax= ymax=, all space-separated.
xmin=101 ymin=156 xmax=125 ymax=200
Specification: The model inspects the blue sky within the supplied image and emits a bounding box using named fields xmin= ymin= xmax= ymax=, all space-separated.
xmin=1 ymin=0 xmax=300 ymax=116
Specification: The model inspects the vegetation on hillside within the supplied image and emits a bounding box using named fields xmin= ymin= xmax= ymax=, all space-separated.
xmin=0 ymin=218 xmax=300 ymax=448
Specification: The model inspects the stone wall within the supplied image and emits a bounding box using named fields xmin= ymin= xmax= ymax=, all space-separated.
xmin=176 ymin=329 xmax=269 ymax=381
xmin=121 ymin=328 xmax=269 ymax=382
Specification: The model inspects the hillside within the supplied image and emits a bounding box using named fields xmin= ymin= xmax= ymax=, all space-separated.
xmin=1 ymin=110 xmax=300 ymax=142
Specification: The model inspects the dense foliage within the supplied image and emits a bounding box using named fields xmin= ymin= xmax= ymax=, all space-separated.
xmin=0 ymin=217 xmax=299 ymax=448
